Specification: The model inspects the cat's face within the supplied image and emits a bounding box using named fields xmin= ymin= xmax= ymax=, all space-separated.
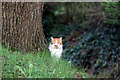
xmin=50 ymin=37 xmax=63 ymax=49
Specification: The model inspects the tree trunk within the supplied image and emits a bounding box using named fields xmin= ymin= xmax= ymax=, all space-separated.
xmin=2 ymin=2 xmax=47 ymax=52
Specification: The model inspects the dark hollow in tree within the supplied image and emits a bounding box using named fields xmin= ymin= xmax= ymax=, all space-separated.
xmin=2 ymin=2 xmax=47 ymax=52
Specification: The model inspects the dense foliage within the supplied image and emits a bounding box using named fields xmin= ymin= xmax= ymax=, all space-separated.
xmin=62 ymin=26 xmax=120 ymax=76
xmin=103 ymin=2 xmax=120 ymax=26
xmin=43 ymin=3 xmax=104 ymax=39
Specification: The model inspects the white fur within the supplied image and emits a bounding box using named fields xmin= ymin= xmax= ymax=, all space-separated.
xmin=49 ymin=37 xmax=63 ymax=59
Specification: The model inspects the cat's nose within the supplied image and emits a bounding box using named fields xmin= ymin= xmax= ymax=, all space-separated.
xmin=54 ymin=45 xmax=58 ymax=47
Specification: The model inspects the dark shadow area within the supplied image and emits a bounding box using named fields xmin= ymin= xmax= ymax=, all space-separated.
xmin=42 ymin=2 xmax=120 ymax=78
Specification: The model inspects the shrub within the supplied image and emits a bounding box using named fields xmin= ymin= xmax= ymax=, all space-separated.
xmin=62 ymin=26 xmax=120 ymax=77
xmin=103 ymin=2 xmax=120 ymax=26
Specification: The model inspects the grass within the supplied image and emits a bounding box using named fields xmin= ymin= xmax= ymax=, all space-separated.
xmin=1 ymin=47 xmax=90 ymax=78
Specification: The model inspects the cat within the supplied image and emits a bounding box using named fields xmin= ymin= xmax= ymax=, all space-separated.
xmin=49 ymin=37 xmax=63 ymax=59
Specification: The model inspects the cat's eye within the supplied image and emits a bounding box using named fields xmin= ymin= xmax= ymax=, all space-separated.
xmin=58 ymin=42 xmax=62 ymax=45
xmin=51 ymin=43 xmax=53 ymax=44
xmin=51 ymin=42 xmax=55 ymax=44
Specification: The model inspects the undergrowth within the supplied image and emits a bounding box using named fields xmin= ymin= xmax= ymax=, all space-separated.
xmin=1 ymin=47 xmax=90 ymax=78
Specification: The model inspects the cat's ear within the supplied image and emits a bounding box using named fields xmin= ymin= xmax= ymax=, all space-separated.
xmin=60 ymin=37 xmax=62 ymax=41
xmin=51 ymin=37 xmax=53 ymax=40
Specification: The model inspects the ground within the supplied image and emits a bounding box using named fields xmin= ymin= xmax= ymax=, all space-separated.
xmin=1 ymin=47 xmax=90 ymax=78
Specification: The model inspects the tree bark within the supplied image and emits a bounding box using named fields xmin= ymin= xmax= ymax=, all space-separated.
xmin=2 ymin=2 xmax=47 ymax=52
